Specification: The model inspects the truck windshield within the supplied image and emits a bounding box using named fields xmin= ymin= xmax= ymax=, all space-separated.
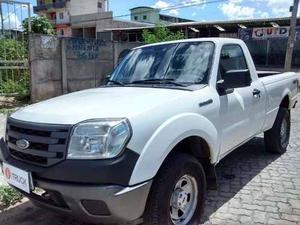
xmin=109 ymin=41 xmax=215 ymax=87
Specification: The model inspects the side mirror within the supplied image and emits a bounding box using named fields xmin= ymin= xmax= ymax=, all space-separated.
xmin=217 ymin=79 xmax=234 ymax=95
xmin=217 ymin=69 xmax=251 ymax=95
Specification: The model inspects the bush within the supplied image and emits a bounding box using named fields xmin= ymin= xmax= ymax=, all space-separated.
xmin=22 ymin=16 xmax=55 ymax=35
xmin=0 ymin=39 xmax=30 ymax=97
xmin=0 ymin=73 xmax=30 ymax=95
xmin=142 ymin=25 xmax=185 ymax=44
xmin=0 ymin=39 xmax=27 ymax=60
xmin=0 ymin=186 xmax=23 ymax=209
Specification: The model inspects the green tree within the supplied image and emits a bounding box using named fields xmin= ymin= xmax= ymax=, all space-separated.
xmin=142 ymin=25 xmax=185 ymax=44
xmin=22 ymin=16 xmax=55 ymax=35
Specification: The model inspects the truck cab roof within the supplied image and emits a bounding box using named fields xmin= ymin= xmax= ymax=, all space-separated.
xmin=134 ymin=38 xmax=246 ymax=49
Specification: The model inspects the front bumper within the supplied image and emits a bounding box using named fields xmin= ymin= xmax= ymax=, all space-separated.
xmin=23 ymin=179 xmax=152 ymax=224
xmin=0 ymin=138 xmax=152 ymax=224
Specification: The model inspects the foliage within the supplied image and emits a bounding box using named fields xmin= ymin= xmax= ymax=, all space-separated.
xmin=0 ymin=74 xmax=30 ymax=96
xmin=22 ymin=16 xmax=55 ymax=35
xmin=0 ymin=39 xmax=27 ymax=60
xmin=142 ymin=25 xmax=185 ymax=44
xmin=0 ymin=39 xmax=30 ymax=97
xmin=0 ymin=186 xmax=23 ymax=209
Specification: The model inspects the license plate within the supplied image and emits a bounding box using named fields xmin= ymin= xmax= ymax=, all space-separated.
xmin=2 ymin=162 xmax=33 ymax=193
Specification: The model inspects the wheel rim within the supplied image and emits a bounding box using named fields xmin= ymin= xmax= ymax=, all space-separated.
xmin=280 ymin=117 xmax=289 ymax=147
xmin=170 ymin=175 xmax=198 ymax=225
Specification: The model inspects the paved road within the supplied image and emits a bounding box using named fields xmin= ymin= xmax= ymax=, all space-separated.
xmin=0 ymin=105 xmax=300 ymax=225
xmin=201 ymin=104 xmax=300 ymax=225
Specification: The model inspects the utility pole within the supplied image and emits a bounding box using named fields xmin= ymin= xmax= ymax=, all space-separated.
xmin=0 ymin=2 xmax=4 ymax=35
xmin=284 ymin=0 xmax=299 ymax=71
xmin=27 ymin=3 xmax=31 ymax=33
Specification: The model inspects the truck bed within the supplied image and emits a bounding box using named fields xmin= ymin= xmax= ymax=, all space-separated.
xmin=257 ymin=70 xmax=281 ymax=78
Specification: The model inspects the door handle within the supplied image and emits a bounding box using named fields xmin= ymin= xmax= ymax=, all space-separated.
xmin=253 ymin=89 xmax=261 ymax=97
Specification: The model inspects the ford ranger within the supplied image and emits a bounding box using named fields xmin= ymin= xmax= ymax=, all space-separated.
xmin=0 ymin=38 xmax=299 ymax=225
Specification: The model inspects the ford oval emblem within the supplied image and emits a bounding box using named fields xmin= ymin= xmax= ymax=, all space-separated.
xmin=16 ymin=139 xmax=30 ymax=150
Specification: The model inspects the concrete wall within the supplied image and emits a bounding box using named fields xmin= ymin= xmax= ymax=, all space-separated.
xmin=29 ymin=34 xmax=143 ymax=102
xmin=30 ymin=35 xmax=63 ymax=101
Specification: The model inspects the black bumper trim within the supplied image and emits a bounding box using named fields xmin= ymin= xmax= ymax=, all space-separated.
xmin=0 ymin=138 xmax=139 ymax=186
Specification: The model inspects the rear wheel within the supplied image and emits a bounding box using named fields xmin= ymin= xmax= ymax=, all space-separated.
xmin=264 ymin=107 xmax=290 ymax=154
xmin=143 ymin=152 xmax=206 ymax=225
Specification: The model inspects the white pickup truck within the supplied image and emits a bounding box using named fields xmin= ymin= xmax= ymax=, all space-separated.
xmin=0 ymin=38 xmax=299 ymax=225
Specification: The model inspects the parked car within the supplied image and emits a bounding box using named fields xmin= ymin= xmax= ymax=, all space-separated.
xmin=0 ymin=38 xmax=299 ymax=225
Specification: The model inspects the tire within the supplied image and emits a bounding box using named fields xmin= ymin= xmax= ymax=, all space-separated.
xmin=264 ymin=107 xmax=291 ymax=154
xmin=143 ymin=152 xmax=206 ymax=225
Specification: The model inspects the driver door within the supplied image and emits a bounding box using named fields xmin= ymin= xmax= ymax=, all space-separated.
xmin=218 ymin=44 xmax=262 ymax=157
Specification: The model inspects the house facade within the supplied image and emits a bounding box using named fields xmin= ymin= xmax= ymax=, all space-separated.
xmin=34 ymin=0 xmax=109 ymax=37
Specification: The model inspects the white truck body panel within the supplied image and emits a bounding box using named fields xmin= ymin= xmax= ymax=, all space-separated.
xmin=10 ymin=38 xmax=299 ymax=186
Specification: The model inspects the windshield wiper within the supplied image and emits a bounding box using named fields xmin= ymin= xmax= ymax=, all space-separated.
xmin=107 ymin=80 xmax=125 ymax=86
xmin=130 ymin=78 xmax=187 ymax=87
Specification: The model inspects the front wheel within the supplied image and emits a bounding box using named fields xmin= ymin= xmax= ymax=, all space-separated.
xmin=264 ymin=107 xmax=291 ymax=154
xmin=143 ymin=152 xmax=206 ymax=225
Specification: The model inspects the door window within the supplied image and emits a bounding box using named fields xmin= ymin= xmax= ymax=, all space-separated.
xmin=218 ymin=44 xmax=250 ymax=83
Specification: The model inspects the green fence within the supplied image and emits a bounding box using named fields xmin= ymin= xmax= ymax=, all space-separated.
xmin=0 ymin=0 xmax=31 ymax=97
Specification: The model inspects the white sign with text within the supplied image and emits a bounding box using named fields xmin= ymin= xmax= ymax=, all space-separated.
xmin=2 ymin=162 xmax=32 ymax=193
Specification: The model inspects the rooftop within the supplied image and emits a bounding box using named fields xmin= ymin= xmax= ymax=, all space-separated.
xmin=103 ymin=16 xmax=299 ymax=32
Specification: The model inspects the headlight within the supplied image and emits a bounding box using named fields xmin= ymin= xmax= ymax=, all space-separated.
xmin=67 ymin=119 xmax=131 ymax=159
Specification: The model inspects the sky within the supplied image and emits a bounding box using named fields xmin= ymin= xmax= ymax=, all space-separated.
xmin=0 ymin=0 xmax=298 ymax=30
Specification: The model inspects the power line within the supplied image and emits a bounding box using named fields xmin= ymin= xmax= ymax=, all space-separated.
xmin=72 ymin=0 xmax=230 ymax=24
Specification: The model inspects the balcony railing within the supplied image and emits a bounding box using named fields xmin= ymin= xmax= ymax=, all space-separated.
xmin=34 ymin=1 xmax=68 ymax=13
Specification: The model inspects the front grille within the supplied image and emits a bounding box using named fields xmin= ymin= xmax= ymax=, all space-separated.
xmin=6 ymin=118 xmax=72 ymax=167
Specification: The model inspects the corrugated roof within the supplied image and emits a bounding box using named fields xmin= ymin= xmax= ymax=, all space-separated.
xmin=102 ymin=16 xmax=297 ymax=32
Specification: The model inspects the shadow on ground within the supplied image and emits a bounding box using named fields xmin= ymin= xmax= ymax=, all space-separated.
xmin=0 ymin=200 xmax=91 ymax=225
xmin=201 ymin=137 xmax=280 ymax=224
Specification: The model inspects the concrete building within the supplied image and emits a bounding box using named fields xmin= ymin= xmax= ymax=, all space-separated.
xmin=34 ymin=0 xmax=151 ymax=38
xmin=130 ymin=6 xmax=194 ymax=24
xmin=34 ymin=0 xmax=110 ymax=37
xmin=71 ymin=11 xmax=151 ymax=39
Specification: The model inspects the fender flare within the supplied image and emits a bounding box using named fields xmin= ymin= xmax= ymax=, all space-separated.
xmin=129 ymin=113 xmax=219 ymax=185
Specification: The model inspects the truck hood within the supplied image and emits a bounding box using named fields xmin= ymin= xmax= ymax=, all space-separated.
xmin=11 ymin=87 xmax=191 ymax=124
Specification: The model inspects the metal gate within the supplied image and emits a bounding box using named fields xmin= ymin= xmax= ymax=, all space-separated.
xmin=0 ymin=0 xmax=31 ymax=96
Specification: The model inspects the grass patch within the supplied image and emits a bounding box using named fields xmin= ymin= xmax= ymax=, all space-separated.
xmin=0 ymin=186 xmax=23 ymax=210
